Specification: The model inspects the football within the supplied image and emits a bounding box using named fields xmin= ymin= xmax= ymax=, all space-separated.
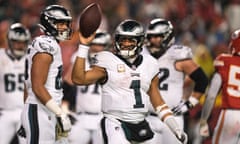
xmin=79 ymin=3 xmax=102 ymax=37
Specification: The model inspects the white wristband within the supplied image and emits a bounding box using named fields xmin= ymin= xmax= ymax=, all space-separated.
xmin=156 ymin=104 xmax=173 ymax=121
xmin=77 ymin=44 xmax=90 ymax=58
xmin=156 ymin=104 xmax=168 ymax=112
xmin=157 ymin=108 xmax=173 ymax=121
xmin=45 ymin=99 xmax=62 ymax=116
xmin=189 ymin=96 xmax=199 ymax=107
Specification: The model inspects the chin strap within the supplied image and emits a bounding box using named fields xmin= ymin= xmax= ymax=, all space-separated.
xmin=126 ymin=55 xmax=138 ymax=64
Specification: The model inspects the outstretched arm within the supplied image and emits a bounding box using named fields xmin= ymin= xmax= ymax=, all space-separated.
xmin=71 ymin=33 xmax=106 ymax=85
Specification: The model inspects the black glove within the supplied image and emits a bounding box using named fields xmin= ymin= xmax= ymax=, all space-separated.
xmin=175 ymin=130 xmax=188 ymax=144
xmin=56 ymin=114 xmax=72 ymax=141
xmin=56 ymin=114 xmax=72 ymax=132
xmin=68 ymin=112 xmax=78 ymax=125
xmin=171 ymin=100 xmax=193 ymax=115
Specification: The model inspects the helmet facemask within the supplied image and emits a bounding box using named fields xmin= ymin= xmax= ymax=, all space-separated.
xmin=146 ymin=34 xmax=165 ymax=58
xmin=115 ymin=35 xmax=143 ymax=59
xmin=146 ymin=18 xmax=175 ymax=58
xmin=54 ymin=20 xmax=72 ymax=41
xmin=7 ymin=23 xmax=31 ymax=58
xmin=114 ymin=19 xmax=145 ymax=61
xmin=9 ymin=41 xmax=28 ymax=58
xmin=39 ymin=5 xmax=72 ymax=41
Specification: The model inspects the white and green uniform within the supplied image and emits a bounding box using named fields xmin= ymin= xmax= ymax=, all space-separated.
xmin=93 ymin=51 xmax=159 ymax=144
xmin=22 ymin=35 xmax=63 ymax=144
xmin=68 ymin=53 xmax=103 ymax=144
xmin=157 ymin=45 xmax=192 ymax=107
xmin=144 ymin=45 xmax=193 ymax=144
xmin=0 ymin=49 xmax=25 ymax=144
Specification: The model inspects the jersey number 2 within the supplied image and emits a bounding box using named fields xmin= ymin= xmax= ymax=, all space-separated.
xmin=130 ymin=80 xmax=144 ymax=108
xmin=158 ymin=68 xmax=169 ymax=90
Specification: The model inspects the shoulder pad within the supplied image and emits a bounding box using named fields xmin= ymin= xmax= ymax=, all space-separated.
xmin=167 ymin=45 xmax=193 ymax=60
xmin=215 ymin=53 xmax=231 ymax=60
xmin=33 ymin=36 xmax=58 ymax=55
xmin=92 ymin=51 xmax=113 ymax=67
xmin=214 ymin=53 xmax=231 ymax=67
xmin=142 ymin=52 xmax=158 ymax=64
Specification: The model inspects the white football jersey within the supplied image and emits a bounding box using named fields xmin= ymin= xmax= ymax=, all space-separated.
xmin=157 ymin=45 xmax=193 ymax=107
xmin=93 ymin=51 xmax=159 ymax=122
xmin=76 ymin=83 xmax=102 ymax=113
xmin=25 ymin=35 xmax=63 ymax=105
xmin=0 ymin=49 xmax=25 ymax=109
xmin=71 ymin=52 xmax=102 ymax=113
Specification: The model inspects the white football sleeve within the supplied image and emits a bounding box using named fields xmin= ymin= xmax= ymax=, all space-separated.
xmin=201 ymin=72 xmax=222 ymax=121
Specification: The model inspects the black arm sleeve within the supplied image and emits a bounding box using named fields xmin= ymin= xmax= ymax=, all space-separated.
xmin=189 ymin=67 xmax=208 ymax=93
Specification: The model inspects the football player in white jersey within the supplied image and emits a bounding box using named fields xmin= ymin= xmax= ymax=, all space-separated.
xmin=21 ymin=5 xmax=72 ymax=144
xmin=0 ymin=23 xmax=30 ymax=144
xmin=64 ymin=30 xmax=111 ymax=144
xmin=144 ymin=18 xmax=208 ymax=144
xmin=72 ymin=19 xmax=188 ymax=144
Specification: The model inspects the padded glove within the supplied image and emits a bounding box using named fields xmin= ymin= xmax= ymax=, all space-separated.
xmin=57 ymin=113 xmax=72 ymax=132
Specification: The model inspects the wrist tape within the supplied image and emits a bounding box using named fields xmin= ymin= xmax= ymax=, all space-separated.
xmin=188 ymin=96 xmax=199 ymax=107
xmin=45 ymin=99 xmax=62 ymax=116
xmin=77 ymin=44 xmax=89 ymax=58
xmin=156 ymin=104 xmax=173 ymax=121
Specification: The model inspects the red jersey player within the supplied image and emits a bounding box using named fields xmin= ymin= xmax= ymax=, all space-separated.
xmin=200 ymin=29 xmax=240 ymax=144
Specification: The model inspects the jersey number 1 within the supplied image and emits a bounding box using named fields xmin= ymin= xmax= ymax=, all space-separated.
xmin=130 ymin=80 xmax=144 ymax=108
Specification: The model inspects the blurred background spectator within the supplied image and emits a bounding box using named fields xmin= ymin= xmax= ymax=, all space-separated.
xmin=0 ymin=0 xmax=232 ymax=60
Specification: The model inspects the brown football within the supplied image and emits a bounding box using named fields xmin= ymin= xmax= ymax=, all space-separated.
xmin=79 ymin=3 xmax=102 ymax=37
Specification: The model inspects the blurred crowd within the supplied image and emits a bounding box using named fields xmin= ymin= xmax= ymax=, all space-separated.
xmin=1 ymin=0 xmax=240 ymax=144
xmin=1 ymin=0 xmax=239 ymax=68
